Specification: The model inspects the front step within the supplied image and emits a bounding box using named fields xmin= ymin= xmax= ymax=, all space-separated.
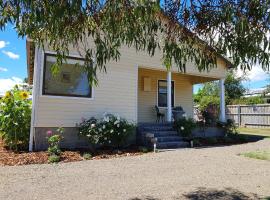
xmin=156 ymin=141 xmax=189 ymax=149
xmin=138 ymin=123 xmax=189 ymax=150
xmin=157 ymin=136 xmax=183 ymax=143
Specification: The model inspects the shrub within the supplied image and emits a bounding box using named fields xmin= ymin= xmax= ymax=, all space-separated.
xmin=139 ymin=146 xmax=148 ymax=153
xmin=83 ymin=153 xmax=92 ymax=160
xmin=205 ymin=137 xmax=218 ymax=144
xmin=78 ymin=113 xmax=135 ymax=148
xmin=230 ymin=96 xmax=264 ymax=105
xmin=174 ymin=117 xmax=197 ymax=138
xmin=47 ymin=128 xmax=64 ymax=163
xmin=217 ymin=119 xmax=238 ymax=135
xmin=48 ymin=155 xmax=60 ymax=163
xmin=0 ymin=86 xmax=31 ymax=150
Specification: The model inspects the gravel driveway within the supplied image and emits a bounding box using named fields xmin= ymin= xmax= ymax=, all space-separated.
xmin=1 ymin=139 xmax=270 ymax=200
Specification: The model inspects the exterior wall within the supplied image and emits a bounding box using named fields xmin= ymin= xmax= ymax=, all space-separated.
xmin=31 ymin=37 xmax=228 ymax=149
xmin=33 ymin=51 xmax=138 ymax=127
xmin=138 ymin=68 xmax=194 ymax=122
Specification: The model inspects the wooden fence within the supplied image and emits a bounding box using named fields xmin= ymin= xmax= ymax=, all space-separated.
xmin=227 ymin=104 xmax=270 ymax=128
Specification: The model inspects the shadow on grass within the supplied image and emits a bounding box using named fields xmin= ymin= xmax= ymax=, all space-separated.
xmin=129 ymin=188 xmax=261 ymax=200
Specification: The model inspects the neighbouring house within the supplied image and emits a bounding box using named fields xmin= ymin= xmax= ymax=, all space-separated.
xmin=26 ymin=26 xmax=232 ymax=151
xmin=244 ymin=88 xmax=270 ymax=103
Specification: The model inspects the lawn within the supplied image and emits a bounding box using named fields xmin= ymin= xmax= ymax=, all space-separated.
xmin=241 ymin=150 xmax=270 ymax=161
xmin=238 ymin=127 xmax=270 ymax=137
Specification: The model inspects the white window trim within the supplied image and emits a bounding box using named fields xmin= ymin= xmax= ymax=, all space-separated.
xmin=156 ymin=79 xmax=175 ymax=108
xmin=40 ymin=51 xmax=94 ymax=100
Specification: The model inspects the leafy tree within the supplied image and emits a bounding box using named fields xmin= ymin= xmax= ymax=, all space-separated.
xmin=1 ymin=1 xmax=270 ymax=83
xmin=194 ymin=70 xmax=246 ymax=108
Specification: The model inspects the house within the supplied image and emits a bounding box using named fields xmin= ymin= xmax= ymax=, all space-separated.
xmin=26 ymin=31 xmax=232 ymax=151
xmin=244 ymin=88 xmax=270 ymax=103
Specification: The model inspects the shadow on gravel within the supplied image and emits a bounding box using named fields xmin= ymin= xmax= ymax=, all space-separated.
xmin=129 ymin=188 xmax=261 ymax=200
xmin=181 ymin=187 xmax=260 ymax=200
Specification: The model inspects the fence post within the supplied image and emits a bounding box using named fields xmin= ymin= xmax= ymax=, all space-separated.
xmin=238 ymin=105 xmax=241 ymax=127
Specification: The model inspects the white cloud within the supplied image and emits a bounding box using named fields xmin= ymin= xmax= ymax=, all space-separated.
xmin=2 ymin=50 xmax=20 ymax=59
xmin=236 ymin=64 xmax=269 ymax=82
xmin=0 ymin=67 xmax=8 ymax=72
xmin=0 ymin=41 xmax=9 ymax=49
xmin=0 ymin=77 xmax=23 ymax=96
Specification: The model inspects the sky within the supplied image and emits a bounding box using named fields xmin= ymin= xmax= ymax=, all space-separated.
xmin=0 ymin=24 xmax=269 ymax=95
xmin=0 ymin=24 xmax=27 ymax=95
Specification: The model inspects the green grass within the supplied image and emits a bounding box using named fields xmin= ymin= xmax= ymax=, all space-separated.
xmin=241 ymin=150 xmax=270 ymax=161
xmin=237 ymin=127 xmax=270 ymax=137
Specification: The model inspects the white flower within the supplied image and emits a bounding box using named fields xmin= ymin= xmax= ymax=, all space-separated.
xmin=98 ymin=128 xmax=102 ymax=132
xmin=116 ymin=114 xmax=120 ymax=121
xmin=104 ymin=137 xmax=107 ymax=140
xmin=104 ymin=117 xmax=109 ymax=122
xmin=114 ymin=120 xmax=118 ymax=125
xmin=117 ymin=124 xmax=120 ymax=128
xmin=103 ymin=125 xmax=106 ymax=129
xmin=87 ymin=134 xmax=91 ymax=137
xmin=123 ymin=129 xmax=126 ymax=132
xmin=181 ymin=126 xmax=185 ymax=130
xmin=91 ymin=123 xmax=95 ymax=128
xmin=108 ymin=140 xmax=111 ymax=144
xmin=110 ymin=129 xmax=114 ymax=133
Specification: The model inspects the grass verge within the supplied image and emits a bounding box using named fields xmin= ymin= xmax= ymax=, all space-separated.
xmin=241 ymin=150 xmax=270 ymax=161
xmin=238 ymin=127 xmax=270 ymax=137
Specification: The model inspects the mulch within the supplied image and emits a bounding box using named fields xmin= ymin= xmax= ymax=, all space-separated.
xmin=0 ymin=140 xmax=145 ymax=166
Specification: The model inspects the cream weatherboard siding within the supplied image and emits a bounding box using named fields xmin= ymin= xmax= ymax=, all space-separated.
xmin=32 ymin=37 xmax=228 ymax=128
xmin=33 ymin=51 xmax=138 ymax=127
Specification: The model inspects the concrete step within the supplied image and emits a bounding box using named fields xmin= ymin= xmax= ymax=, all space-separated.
xmin=156 ymin=141 xmax=189 ymax=149
xmin=152 ymin=131 xmax=178 ymax=137
xmin=143 ymin=126 xmax=174 ymax=132
xmin=156 ymin=136 xmax=183 ymax=143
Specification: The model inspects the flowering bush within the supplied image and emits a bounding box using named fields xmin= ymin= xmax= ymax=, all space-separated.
xmin=0 ymin=85 xmax=31 ymax=150
xmin=173 ymin=117 xmax=197 ymax=138
xmin=47 ymin=128 xmax=64 ymax=163
xmin=78 ymin=113 xmax=135 ymax=148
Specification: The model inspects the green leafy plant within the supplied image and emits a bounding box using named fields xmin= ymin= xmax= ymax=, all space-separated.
xmin=0 ymin=85 xmax=31 ymax=150
xmin=174 ymin=117 xmax=197 ymax=138
xmin=78 ymin=113 xmax=135 ymax=149
xmin=47 ymin=128 xmax=64 ymax=163
xmin=83 ymin=153 xmax=92 ymax=160
xmin=48 ymin=155 xmax=60 ymax=163
xmin=139 ymin=146 xmax=149 ymax=153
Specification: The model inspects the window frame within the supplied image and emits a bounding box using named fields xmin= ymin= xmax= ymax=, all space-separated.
xmin=157 ymin=79 xmax=175 ymax=108
xmin=42 ymin=52 xmax=93 ymax=99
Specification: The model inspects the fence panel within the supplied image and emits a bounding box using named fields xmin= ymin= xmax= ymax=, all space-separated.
xmin=227 ymin=104 xmax=270 ymax=128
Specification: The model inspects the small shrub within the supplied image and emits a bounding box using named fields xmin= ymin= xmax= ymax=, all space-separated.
xmin=48 ymin=155 xmax=60 ymax=163
xmin=0 ymin=85 xmax=31 ymax=150
xmin=205 ymin=137 xmax=218 ymax=144
xmin=139 ymin=146 xmax=148 ymax=153
xmin=174 ymin=117 xmax=197 ymax=138
xmin=78 ymin=113 xmax=135 ymax=148
xmin=47 ymin=128 xmax=64 ymax=163
xmin=83 ymin=153 xmax=92 ymax=160
xmin=193 ymin=138 xmax=201 ymax=146
xmin=217 ymin=119 xmax=238 ymax=135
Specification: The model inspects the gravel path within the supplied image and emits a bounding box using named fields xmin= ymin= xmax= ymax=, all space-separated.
xmin=1 ymin=139 xmax=270 ymax=200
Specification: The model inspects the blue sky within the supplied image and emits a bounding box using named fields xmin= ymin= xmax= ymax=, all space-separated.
xmin=0 ymin=24 xmax=269 ymax=95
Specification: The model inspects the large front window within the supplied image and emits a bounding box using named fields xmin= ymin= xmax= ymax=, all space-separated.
xmin=43 ymin=54 xmax=92 ymax=98
xmin=158 ymin=80 xmax=174 ymax=107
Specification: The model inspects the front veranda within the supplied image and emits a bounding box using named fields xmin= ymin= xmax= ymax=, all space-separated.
xmin=137 ymin=67 xmax=226 ymax=123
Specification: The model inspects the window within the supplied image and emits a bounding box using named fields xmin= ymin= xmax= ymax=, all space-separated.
xmin=43 ymin=53 xmax=92 ymax=98
xmin=158 ymin=80 xmax=174 ymax=107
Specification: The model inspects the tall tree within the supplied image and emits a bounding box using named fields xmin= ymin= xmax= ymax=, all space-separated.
xmin=194 ymin=70 xmax=246 ymax=106
xmin=1 ymin=0 xmax=270 ymax=83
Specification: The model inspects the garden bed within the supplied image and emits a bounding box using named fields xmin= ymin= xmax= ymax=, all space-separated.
xmin=0 ymin=140 xmax=147 ymax=166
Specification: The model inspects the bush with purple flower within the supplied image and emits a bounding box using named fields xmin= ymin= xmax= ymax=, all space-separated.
xmin=46 ymin=127 xmax=64 ymax=163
